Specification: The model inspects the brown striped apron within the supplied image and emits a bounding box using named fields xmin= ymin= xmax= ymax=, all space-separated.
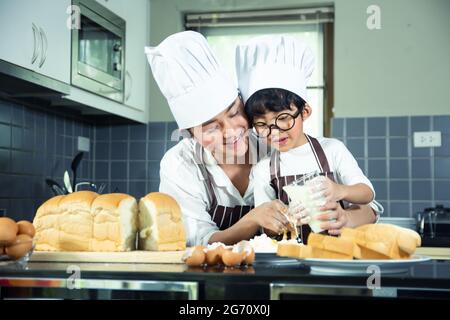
xmin=270 ymin=134 xmax=345 ymax=244
xmin=194 ymin=143 xmax=253 ymax=231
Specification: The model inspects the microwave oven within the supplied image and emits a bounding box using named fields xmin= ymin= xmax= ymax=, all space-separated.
xmin=71 ymin=0 xmax=125 ymax=103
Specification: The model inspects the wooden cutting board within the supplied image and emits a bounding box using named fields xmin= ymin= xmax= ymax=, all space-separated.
xmin=30 ymin=250 xmax=185 ymax=264
xmin=416 ymin=247 xmax=450 ymax=260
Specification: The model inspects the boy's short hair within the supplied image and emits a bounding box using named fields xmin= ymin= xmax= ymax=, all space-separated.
xmin=244 ymin=88 xmax=306 ymax=124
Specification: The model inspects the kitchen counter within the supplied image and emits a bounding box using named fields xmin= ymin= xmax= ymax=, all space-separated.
xmin=1 ymin=257 xmax=450 ymax=300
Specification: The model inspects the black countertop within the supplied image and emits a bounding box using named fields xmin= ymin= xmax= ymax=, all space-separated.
xmin=1 ymin=257 xmax=450 ymax=299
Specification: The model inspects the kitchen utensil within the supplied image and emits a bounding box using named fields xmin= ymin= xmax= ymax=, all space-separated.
xmin=64 ymin=171 xmax=73 ymax=193
xmin=45 ymin=179 xmax=66 ymax=195
xmin=75 ymin=182 xmax=96 ymax=192
xmin=71 ymin=152 xmax=84 ymax=190
xmin=97 ymin=183 xmax=106 ymax=194
xmin=45 ymin=178 xmax=62 ymax=191
xmin=53 ymin=185 xmax=65 ymax=195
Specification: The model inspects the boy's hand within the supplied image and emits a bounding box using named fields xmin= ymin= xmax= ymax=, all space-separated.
xmin=316 ymin=201 xmax=349 ymax=236
xmin=311 ymin=176 xmax=346 ymax=203
xmin=289 ymin=201 xmax=311 ymax=226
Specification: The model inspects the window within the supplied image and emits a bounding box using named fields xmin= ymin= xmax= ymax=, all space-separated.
xmin=186 ymin=8 xmax=334 ymax=137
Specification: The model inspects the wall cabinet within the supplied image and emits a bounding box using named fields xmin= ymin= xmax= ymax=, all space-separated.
xmin=0 ymin=0 xmax=71 ymax=84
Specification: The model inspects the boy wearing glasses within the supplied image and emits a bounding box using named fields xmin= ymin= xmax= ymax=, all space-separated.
xmin=236 ymin=35 xmax=382 ymax=240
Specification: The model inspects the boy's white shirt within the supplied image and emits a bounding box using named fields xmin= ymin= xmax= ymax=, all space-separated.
xmin=252 ymin=137 xmax=382 ymax=215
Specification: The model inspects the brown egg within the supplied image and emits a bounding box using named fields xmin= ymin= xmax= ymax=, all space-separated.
xmin=235 ymin=240 xmax=256 ymax=265
xmin=183 ymin=246 xmax=206 ymax=267
xmin=5 ymin=234 xmax=33 ymax=260
xmin=17 ymin=220 xmax=35 ymax=238
xmin=205 ymin=244 xmax=225 ymax=266
xmin=243 ymin=248 xmax=255 ymax=265
xmin=0 ymin=217 xmax=18 ymax=244
xmin=222 ymin=249 xmax=244 ymax=267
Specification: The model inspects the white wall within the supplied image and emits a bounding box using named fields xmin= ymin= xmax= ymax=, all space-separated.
xmin=148 ymin=0 xmax=450 ymax=121
xmin=334 ymin=0 xmax=450 ymax=117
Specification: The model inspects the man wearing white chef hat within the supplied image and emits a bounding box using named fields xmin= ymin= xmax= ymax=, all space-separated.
xmin=145 ymin=31 xmax=293 ymax=246
xmin=235 ymin=34 xmax=384 ymax=240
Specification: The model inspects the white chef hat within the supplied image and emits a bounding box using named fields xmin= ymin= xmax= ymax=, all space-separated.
xmin=145 ymin=31 xmax=238 ymax=129
xmin=235 ymin=34 xmax=315 ymax=104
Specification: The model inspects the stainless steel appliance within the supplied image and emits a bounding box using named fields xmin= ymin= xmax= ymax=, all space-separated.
xmin=416 ymin=205 xmax=450 ymax=247
xmin=71 ymin=0 xmax=125 ymax=103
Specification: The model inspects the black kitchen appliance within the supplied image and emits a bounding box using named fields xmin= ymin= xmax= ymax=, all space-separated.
xmin=416 ymin=204 xmax=450 ymax=247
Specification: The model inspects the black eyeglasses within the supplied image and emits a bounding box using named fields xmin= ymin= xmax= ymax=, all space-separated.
xmin=252 ymin=109 xmax=301 ymax=138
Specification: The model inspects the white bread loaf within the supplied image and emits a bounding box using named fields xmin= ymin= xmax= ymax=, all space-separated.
xmin=276 ymin=224 xmax=422 ymax=261
xmin=33 ymin=191 xmax=138 ymax=252
xmin=341 ymin=224 xmax=421 ymax=259
xmin=277 ymin=241 xmax=312 ymax=259
xmin=276 ymin=235 xmax=354 ymax=260
xmin=138 ymin=192 xmax=186 ymax=251
xmin=307 ymin=233 xmax=354 ymax=260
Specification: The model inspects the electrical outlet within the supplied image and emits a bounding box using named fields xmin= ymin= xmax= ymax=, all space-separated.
xmin=413 ymin=131 xmax=441 ymax=148
xmin=77 ymin=136 xmax=90 ymax=152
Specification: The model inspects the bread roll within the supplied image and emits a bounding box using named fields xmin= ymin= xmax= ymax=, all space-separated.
xmin=138 ymin=192 xmax=186 ymax=251
xmin=34 ymin=191 xmax=138 ymax=252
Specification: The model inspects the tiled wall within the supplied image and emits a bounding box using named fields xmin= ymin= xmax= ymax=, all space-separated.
xmin=0 ymin=98 xmax=95 ymax=221
xmin=332 ymin=116 xmax=450 ymax=218
xmin=94 ymin=121 xmax=179 ymax=199
xmin=0 ymin=94 xmax=177 ymax=221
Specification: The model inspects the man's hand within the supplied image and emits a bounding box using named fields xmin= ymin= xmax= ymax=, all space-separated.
xmin=315 ymin=201 xmax=349 ymax=236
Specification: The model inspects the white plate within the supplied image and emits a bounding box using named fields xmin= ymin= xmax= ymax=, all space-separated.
xmin=298 ymin=255 xmax=431 ymax=275
xmin=254 ymin=253 xmax=304 ymax=267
